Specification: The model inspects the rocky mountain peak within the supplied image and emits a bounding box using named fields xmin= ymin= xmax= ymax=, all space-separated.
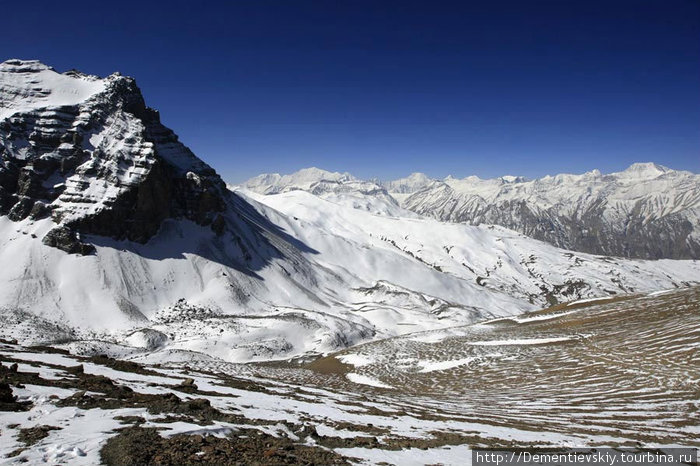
xmin=0 ymin=60 xmax=227 ymax=254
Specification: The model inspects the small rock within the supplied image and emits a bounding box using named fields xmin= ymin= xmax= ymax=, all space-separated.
xmin=186 ymin=398 xmax=210 ymax=411
xmin=201 ymin=445 xmax=215 ymax=455
xmin=181 ymin=377 xmax=195 ymax=387
xmin=67 ymin=364 xmax=84 ymax=375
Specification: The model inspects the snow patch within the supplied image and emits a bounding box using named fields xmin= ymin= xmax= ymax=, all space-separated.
xmin=417 ymin=357 xmax=478 ymax=373
xmin=468 ymin=336 xmax=577 ymax=346
xmin=346 ymin=372 xmax=394 ymax=389
xmin=337 ymin=353 xmax=375 ymax=368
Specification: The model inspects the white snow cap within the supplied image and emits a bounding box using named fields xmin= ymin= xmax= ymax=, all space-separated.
xmin=614 ymin=162 xmax=670 ymax=179
xmin=0 ymin=59 xmax=107 ymax=120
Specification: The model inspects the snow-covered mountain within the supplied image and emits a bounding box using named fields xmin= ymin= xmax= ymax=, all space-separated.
xmin=244 ymin=165 xmax=700 ymax=259
xmin=243 ymin=167 xmax=356 ymax=194
xmin=400 ymin=164 xmax=700 ymax=259
xmin=2 ymin=59 xmax=699 ymax=365
xmin=242 ymin=188 xmax=699 ymax=306
xmin=242 ymin=167 xmax=405 ymax=216
xmin=0 ymin=59 xmax=368 ymax=360
xmin=0 ymin=59 xmax=226 ymax=254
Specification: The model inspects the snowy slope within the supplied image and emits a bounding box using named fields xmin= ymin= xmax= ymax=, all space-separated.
xmin=242 ymin=188 xmax=700 ymax=310
xmin=0 ymin=60 xmax=106 ymax=120
xmin=0 ymin=60 xmax=372 ymax=360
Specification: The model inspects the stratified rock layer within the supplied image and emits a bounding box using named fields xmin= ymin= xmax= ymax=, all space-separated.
xmin=0 ymin=59 xmax=225 ymax=254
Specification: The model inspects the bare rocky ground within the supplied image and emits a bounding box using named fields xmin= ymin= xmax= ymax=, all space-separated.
xmin=0 ymin=287 xmax=698 ymax=464
xmin=0 ymin=346 xmax=355 ymax=464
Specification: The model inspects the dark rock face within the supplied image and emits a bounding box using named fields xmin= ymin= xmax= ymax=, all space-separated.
xmin=42 ymin=226 xmax=96 ymax=255
xmin=0 ymin=381 xmax=15 ymax=403
xmin=453 ymin=201 xmax=700 ymax=260
xmin=0 ymin=60 xmax=227 ymax=254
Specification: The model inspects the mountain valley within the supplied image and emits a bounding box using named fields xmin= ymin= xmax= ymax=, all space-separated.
xmin=1 ymin=59 xmax=699 ymax=464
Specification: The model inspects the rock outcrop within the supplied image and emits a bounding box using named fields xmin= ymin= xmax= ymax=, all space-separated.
xmin=0 ymin=59 xmax=226 ymax=254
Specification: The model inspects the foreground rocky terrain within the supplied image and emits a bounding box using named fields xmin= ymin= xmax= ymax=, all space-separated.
xmin=0 ymin=287 xmax=698 ymax=464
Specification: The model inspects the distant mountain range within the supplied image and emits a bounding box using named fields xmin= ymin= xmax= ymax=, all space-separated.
xmin=1 ymin=59 xmax=698 ymax=364
xmin=243 ymin=164 xmax=700 ymax=259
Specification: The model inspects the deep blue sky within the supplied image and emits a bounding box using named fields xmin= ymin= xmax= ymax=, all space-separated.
xmin=4 ymin=0 xmax=699 ymax=182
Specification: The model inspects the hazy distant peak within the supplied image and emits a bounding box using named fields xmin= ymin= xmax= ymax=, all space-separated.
xmin=405 ymin=172 xmax=430 ymax=181
xmin=242 ymin=167 xmax=357 ymax=194
xmin=292 ymin=167 xmax=355 ymax=182
xmin=614 ymin=162 xmax=670 ymax=179
xmin=382 ymin=172 xmax=433 ymax=193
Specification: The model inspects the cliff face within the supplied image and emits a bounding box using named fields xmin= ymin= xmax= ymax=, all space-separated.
xmin=0 ymin=59 xmax=226 ymax=254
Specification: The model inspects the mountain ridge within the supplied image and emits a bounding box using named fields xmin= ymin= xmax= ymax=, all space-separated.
xmin=242 ymin=163 xmax=700 ymax=259
xmin=0 ymin=58 xmax=228 ymax=255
